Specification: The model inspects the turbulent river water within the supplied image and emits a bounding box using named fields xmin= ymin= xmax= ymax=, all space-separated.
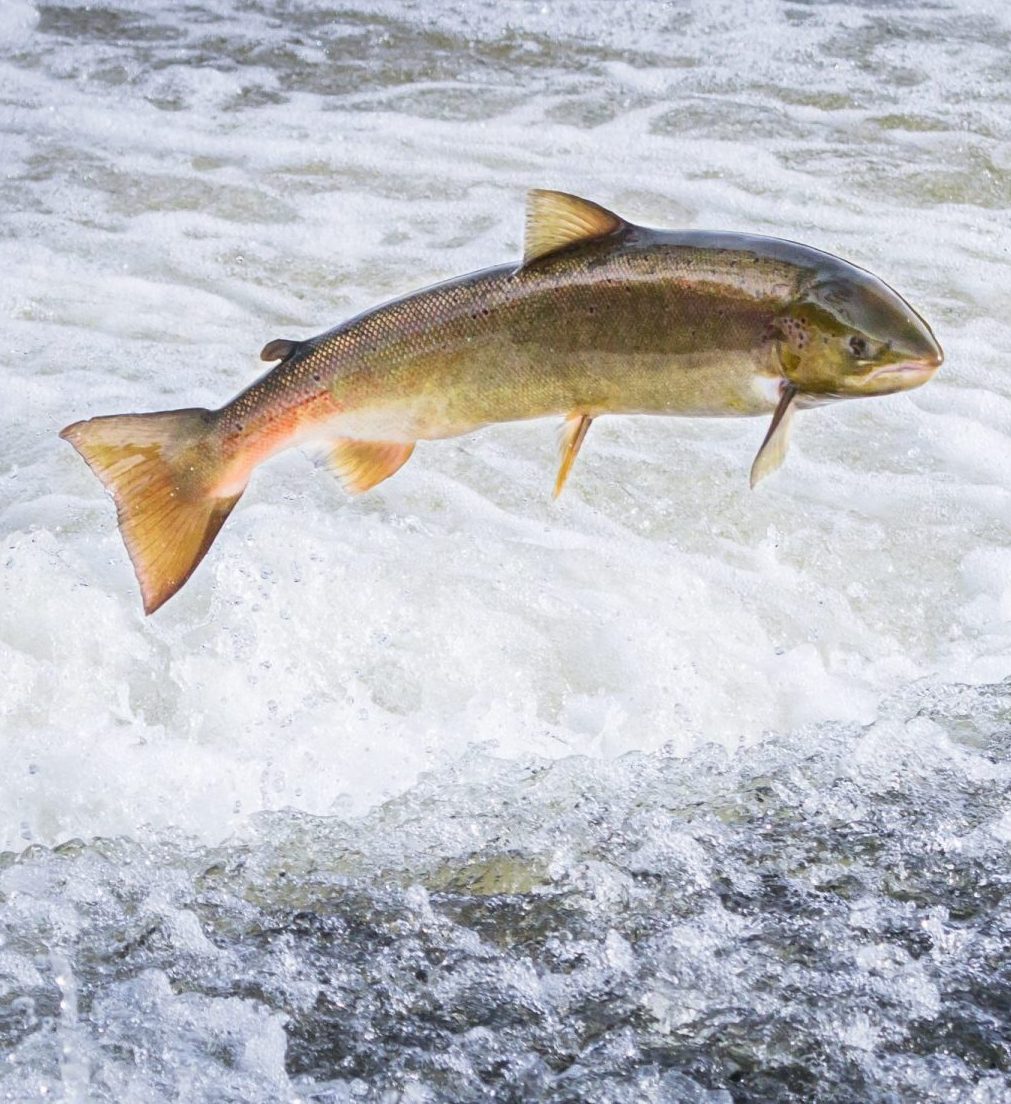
xmin=2 ymin=0 xmax=1011 ymax=1100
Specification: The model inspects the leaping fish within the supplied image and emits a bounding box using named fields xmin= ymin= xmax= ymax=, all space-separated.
xmin=60 ymin=190 xmax=942 ymax=614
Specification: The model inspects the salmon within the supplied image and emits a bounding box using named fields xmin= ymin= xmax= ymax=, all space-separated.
xmin=60 ymin=190 xmax=942 ymax=613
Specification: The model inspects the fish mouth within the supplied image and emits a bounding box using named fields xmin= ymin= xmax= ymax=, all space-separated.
xmin=869 ymin=356 xmax=942 ymax=384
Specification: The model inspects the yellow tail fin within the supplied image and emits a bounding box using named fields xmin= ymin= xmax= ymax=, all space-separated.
xmin=60 ymin=409 xmax=242 ymax=615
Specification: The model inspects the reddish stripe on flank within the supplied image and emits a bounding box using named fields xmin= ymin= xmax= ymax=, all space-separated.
xmin=213 ymin=391 xmax=340 ymax=497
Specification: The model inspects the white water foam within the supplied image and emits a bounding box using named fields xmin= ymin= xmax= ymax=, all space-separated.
xmin=1 ymin=1 xmax=1010 ymax=1099
xmin=3 ymin=0 xmax=1009 ymax=848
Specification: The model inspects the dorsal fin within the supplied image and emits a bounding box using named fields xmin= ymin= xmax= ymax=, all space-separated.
xmin=523 ymin=190 xmax=626 ymax=266
xmin=260 ymin=338 xmax=301 ymax=363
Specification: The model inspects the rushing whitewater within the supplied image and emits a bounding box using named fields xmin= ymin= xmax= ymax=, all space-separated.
xmin=1 ymin=0 xmax=1010 ymax=1101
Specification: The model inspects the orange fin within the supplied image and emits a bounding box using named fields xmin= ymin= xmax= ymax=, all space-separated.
xmin=523 ymin=190 xmax=626 ymax=266
xmin=329 ymin=439 xmax=415 ymax=495
xmin=554 ymin=413 xmax=593 ymax=498
xmin=750 ymin=384 xmax=798 ymax=488
xmin=60 ymin=409 xmax=242 ymax=614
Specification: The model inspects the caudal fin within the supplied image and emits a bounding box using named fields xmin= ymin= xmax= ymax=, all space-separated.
xmin=60 ymin=408 xmax=243 ymax=614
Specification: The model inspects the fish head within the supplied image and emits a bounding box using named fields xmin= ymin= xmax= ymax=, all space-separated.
xmin=774 ymin=269 xmax=942 ymax=399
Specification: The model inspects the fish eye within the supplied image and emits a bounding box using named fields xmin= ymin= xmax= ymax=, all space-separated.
xmin=849 ymin=335 xmax=869 ymax=358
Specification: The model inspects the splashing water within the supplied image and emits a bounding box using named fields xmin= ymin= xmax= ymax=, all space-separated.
xmin=1 ymin=0 xmax=1010 ymax=1099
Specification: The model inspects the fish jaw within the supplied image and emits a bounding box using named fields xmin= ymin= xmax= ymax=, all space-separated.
xmin=860 ymin=322 xmax=943 ymax=394
xmin=868 ymin=360 xmax=940 ymax=387
xmin=868 ymin=332 xmax=943 ymax=382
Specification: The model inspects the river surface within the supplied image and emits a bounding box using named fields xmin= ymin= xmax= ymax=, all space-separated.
xmin=2 ymin=1 xmax=1011 ymax=1100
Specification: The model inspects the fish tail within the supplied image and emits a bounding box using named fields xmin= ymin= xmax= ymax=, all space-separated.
xmin=60 ymin=408 xmax=243 ymax=614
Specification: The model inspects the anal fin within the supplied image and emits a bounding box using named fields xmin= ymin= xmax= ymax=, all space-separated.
xmin=554 ymin=413 xmax=593 ymax=498
xmin=329 ymin=438 xmax=415 ymax=495
xmin=750 ymin=384 xmax=798 ymax=488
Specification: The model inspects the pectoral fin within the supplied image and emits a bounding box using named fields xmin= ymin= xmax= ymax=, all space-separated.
xmin=750 ymin=384 xmax=798 ymax=489
xmin=329 ymin=439 xmax=415 ymax=495
xmin=554 ymin=413 xmax=593 ymax=498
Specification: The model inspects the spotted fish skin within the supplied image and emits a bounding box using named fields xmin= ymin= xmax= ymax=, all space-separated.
xmin=222 ymin=235 xmax=801 ymax=458
xmin=60 ymin=190 xmax=942 ymax=613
